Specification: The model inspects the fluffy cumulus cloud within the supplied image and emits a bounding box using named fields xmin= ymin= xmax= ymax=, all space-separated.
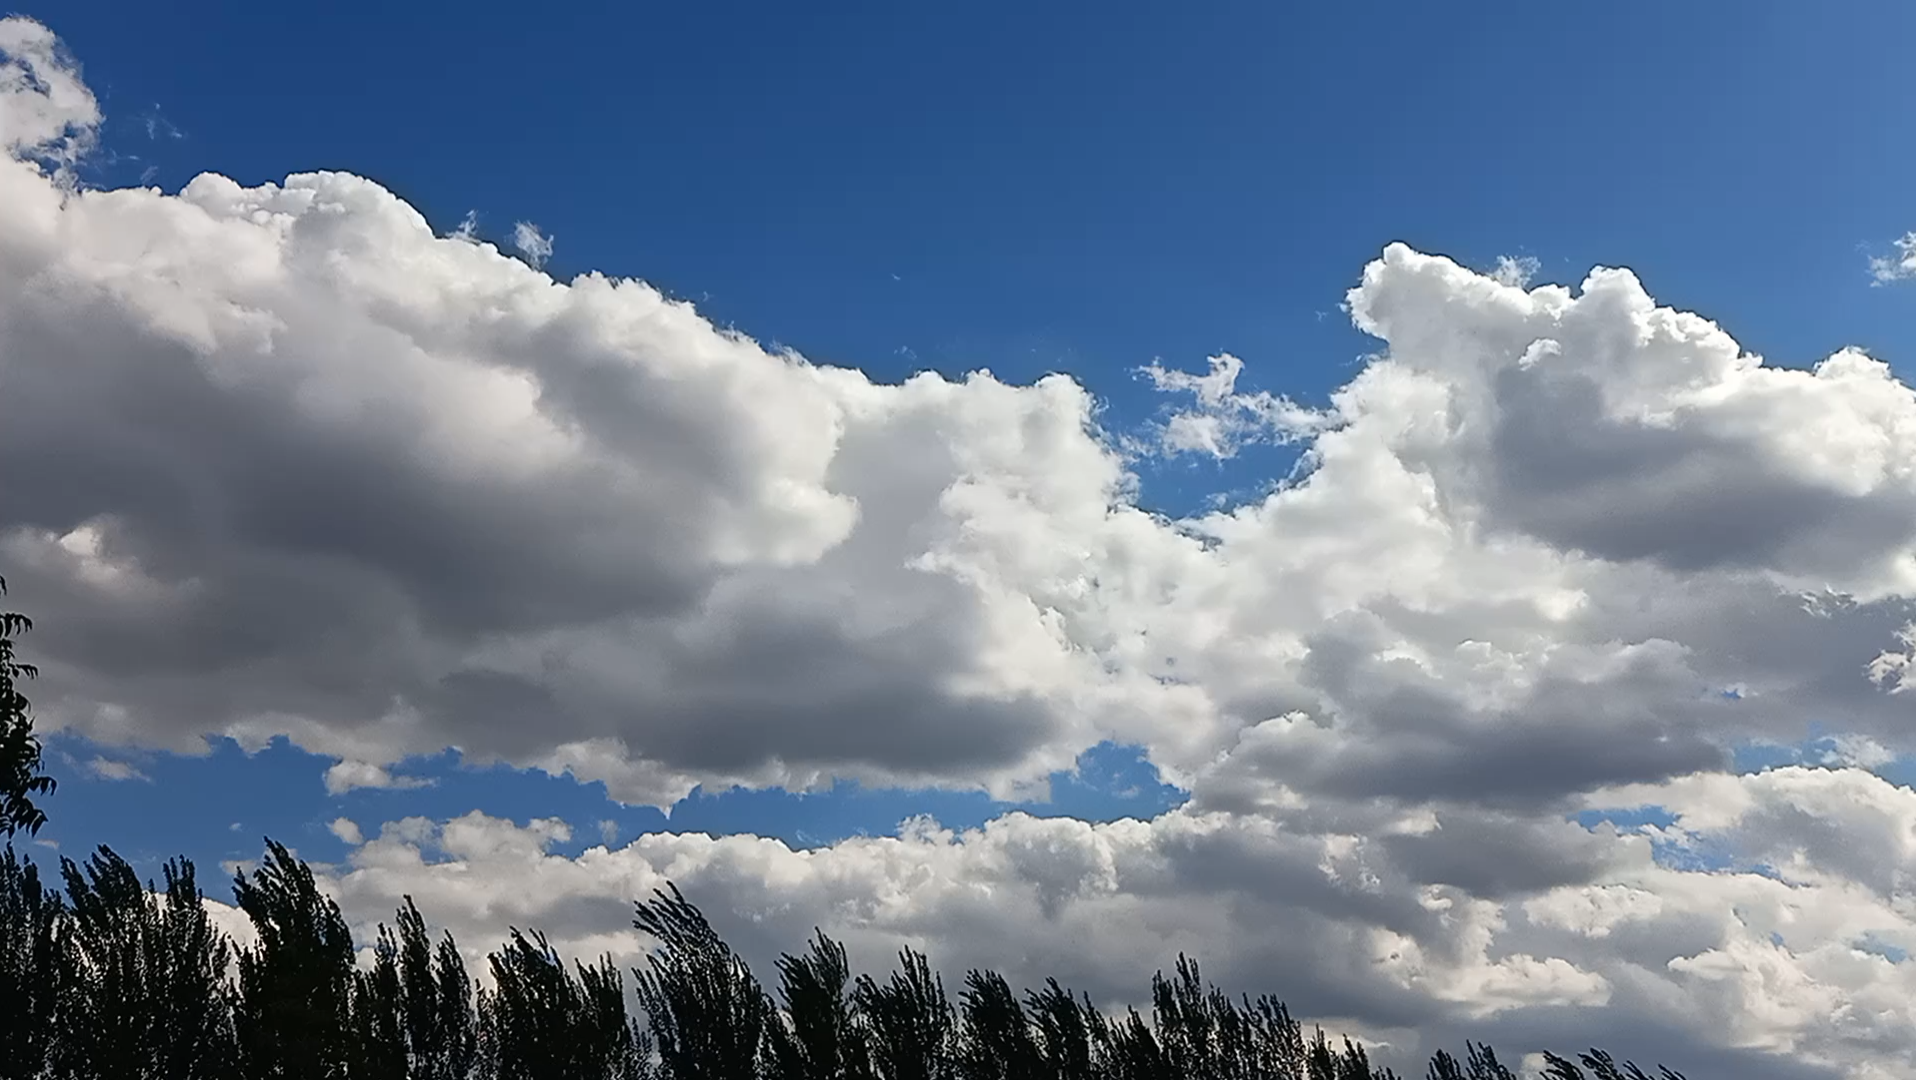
xmin=7 ymin=18 xmax=1916 ymax=1077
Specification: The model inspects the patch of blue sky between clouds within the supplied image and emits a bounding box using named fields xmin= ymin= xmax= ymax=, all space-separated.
xmin=1574 ymin=724 xmax=1916 ymax=878
xmin=32 ymin=734 xmax=1187 ymax=896
xmin=1856 ymin=933 xmax=1911 ymax=964
xmin=1731 ymin=724 xmax=1916 ymax=786
xmin=1570 ymin=804 xmax=1743 ymax=875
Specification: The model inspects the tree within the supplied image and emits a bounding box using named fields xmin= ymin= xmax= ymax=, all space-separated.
xmin=349 ymin=919 xmax=409 ymax=1080
xmin=477 ymin=928 xmax=651 ymax=1080
xmin=0 ymin=844 xmax=62 ymax=1080
xmin=232 ymin=839 xmax=359 ymax=1080
xmin=632 ymin=882 xmax=769 ymax=1080
xmin=1148 ymin=956 xmax=1219 ymax=1080
xmin=956 ymin=969 xmax=1042 ymax=1080
xmin=345 ymin=897 xmax=481 ymax=1080
xmin=1540 ymin=1049 xmax=1687 ymax=1080
xmin=1021 ymin=980 xmax=1100 ymax=1080
xmin=397 ymin=897 xmax=478 ymax=1080
xmin=767 ymin=930 xmax=870 ymax=1080
xmin=0 ymin=577 xmax=54 ymax=837
xmin=1089 ymin=1004 xmax=1167 ymax=1080
xmin=1428 ymin=1043 xmax=1516 ymax=1080
xmin=52 ymin=847 xmax=238 ymax=1080
xmin=854 ymin=948 xmax=958 ymax=1080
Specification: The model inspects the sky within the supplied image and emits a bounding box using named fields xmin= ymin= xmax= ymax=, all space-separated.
xmin=6 ymin=2 xmax=1916 ymax=1076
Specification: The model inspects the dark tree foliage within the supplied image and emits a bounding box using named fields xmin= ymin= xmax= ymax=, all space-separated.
xmin=1305 ymin=1029 xmax=1401 ymax=1080
xmin=0 ymin=577 xmax=55 ymax=837
xmin=351 ymin=917 xmax=409 ymax=1080
xmin=632 ymin=882 xmax=769 ymax=1080
xmin=1022 ymin=980 xmax=1101 ymax=1080
xmin=52 ymin=848 xmax=237 ymax=1080
xmin=958 ymin=969 xmax=1043 ymax=1080
xmin=1427 ymin=1042 xmax=1517 ymax=1080
xmin=0 ymin=833 xmax=1703 ymax=1080
xmin=477 ymin=928 xmax=651 ymax=1080
xmin=767 ymin=930 xmax=870 ymax=1080
xmin=232 ymin=839 xmax=359 ymax=1080
xmin=854 ymin=948 xmax=958 ymax=1080
xmin=399 ymin=898 xmax=479 ymax=1080
xmin=1540 ymin=1049 xmax=1688 ymax=1080
xmin=347 ymin=898 xmax=480 ymax=1080
xmin=0 ymin=844 xmax=62 ymax=1080
xmin=1149 ymin=956 xmax=1221 ymax=1079
xmin=1084 ymin=1004 xmax=1158 ymax=1080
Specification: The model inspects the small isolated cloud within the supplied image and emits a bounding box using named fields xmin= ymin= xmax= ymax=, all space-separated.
xmin=512 ymin=220 xmax=553 ymax=268
xmin=323 ymin=761 xmax=433 ymax=796
xmin=329 ymin=817 xmax=365 ymax=845
xmin=1490 ymin=254 xmax=1541 ymax=288
xmin=1140 ymin=353 xmax=1335 ymax=459
xmin=139 ymin=105 xmax=181 ymax=141
xmin=447 ymin=210 xmax=480 ymax=242
xmin=84 ymin=756 xmax=148 ymax=782
xmin=1869 ymin=233 xmax=1916 ymax=284
xmin=598 ymin=818 xmax=619 ymax=845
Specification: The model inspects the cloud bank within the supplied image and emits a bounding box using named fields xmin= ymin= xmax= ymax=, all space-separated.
xmin=5 ymin=18 xmax=1916 ymax=1078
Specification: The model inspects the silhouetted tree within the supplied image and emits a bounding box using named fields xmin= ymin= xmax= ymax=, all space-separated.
xmin=52 ymin=848 xmax=237 ymax=1080
xmin=957 ymin=968 xmax=1042 ymax=1080
xmin=1236 ymin=995 xmax=1308 ymax=1080
xmin=0 ymin=577 xmax=54 ymax=837
xmin=1427 ymin=1042 xmax=1516 ymax=1080
xmin=349 ymin=920 xmax=409 ymax=1080
xmin=1022 ymin=980 xmax=1099 ymax=1080
xmin=477 ymin=928 xmax=650 ymax=1080
xmin=345 ymin=899 xmax=479 ymax=1080
xmin=1091 ymin=1005 xmax=1168 ymax=1080
xmin=1150 ymin=956 xmax=1220 ymax=1080
xmin=1541 ymin=1049 xmax=1687 ymax=1080
xmin=632 ymin=882 xmax=768 ymax=1080
xmin=855 ymin=948 xmax=958 ymax=1080
xmin=0 ymin=844 xmax=62 ymax=1080
xmin=232 ymin=839 xmax=358 ymax=1080
xmin=397 ymin=898 xmax=478 ymax=1080
xmin=767 ymin=930 xmax=870 ymax=1080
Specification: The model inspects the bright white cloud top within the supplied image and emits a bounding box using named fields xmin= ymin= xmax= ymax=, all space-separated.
xmin=4 ymin=17 xmax=1916 ymax=1079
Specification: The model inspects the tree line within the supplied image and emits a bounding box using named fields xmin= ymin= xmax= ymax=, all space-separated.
xmin=0 ymin=840 xmax=1684 ymax=1080
xmin=1 ymin=584 xmax=1687 ymax=1080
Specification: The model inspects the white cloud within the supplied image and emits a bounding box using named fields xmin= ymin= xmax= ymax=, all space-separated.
xmin=9 ymin=19 xmax=1916 ymax=1076
xmin=83 ymin=755 xmax=147 ymax=781
xmin=1491 ymin=254 xmax=1541 ymax=289
xmin=512 ymin=220 xmax=553 ymax=268
xmin=1869 ymin=233 xmax=1916 ymax=284
xmin=1140 ymin=352 xmax=1335 ymax=459
xmin=328 ymin=816 xmax=364 ymax=845
xmin=324 ymin=761 xmax=434 ymax=796
xmin=0 ymin=16 xmax=96 ymax=170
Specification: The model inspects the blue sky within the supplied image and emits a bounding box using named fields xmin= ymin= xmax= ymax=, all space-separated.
xmin=25 ymin=0 xmax=1916 ymax=886
xmin=12 ymin=7 xmax=1916 ymax=1070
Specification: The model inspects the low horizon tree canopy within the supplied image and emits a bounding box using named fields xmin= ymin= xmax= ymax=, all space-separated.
xmin=0 ymin=839 xmax=1692 ymax=1080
